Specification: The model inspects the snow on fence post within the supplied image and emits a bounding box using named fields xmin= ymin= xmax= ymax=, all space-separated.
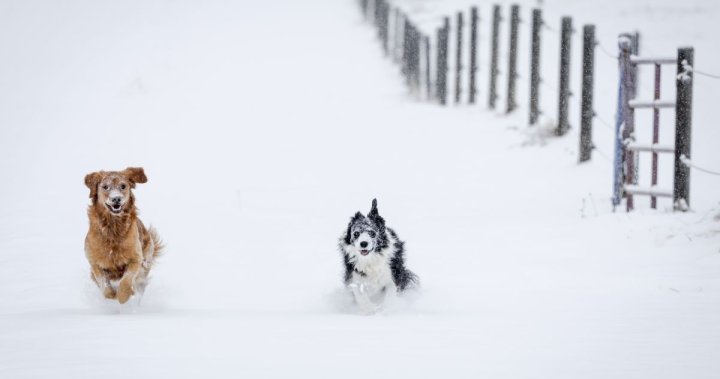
xmin=673 ymin=47 xmax=694 ymax=211
xmin=455 ymin=12 xmax=464 ymax=104
xmin=556 ymin=17 xmax=573 ymax=136
xmin=506 ymin=4 xmax=520 ymax=113
xmin=469 ymin=6 xmax=479 ymax=104
xmin=629 ymin=32 xmax=641 ymax=187
xmin=528 ymin=9 xmax=542 ymax=125
xmin=436 ymin=18 xmax=450 ymax=105
xmin=488 ymin=5 xmax=501 ymax=109
xmin=578 ymin=24 xmax=596 ymax=163
xmin=425 ymin=35 xmax=431 ymax=100
xmin=612 ymin=37 xmax=630 ymax=210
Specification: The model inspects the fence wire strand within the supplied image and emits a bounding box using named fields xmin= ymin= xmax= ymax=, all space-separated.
xmin=681 ymin=155 xmax=720 ymax=176
xmin=692 ymin=69 xmax=720 ymax=80
xmin=593 ymin=112 xmax=615 ymax=133
xmin=543 ymin=22 xmax=559 ymax=34
xmin=596 ymin=41 xmax=618 ymax=60
xmin=592 ymin=145 xmax=613 ymax=164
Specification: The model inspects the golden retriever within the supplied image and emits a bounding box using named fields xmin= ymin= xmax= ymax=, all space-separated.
xmin=84 ymin=167 xmax=163 ymax=304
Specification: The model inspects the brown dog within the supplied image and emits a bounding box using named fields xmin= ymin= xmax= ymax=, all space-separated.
xmin=84 ymin=167 xmax=163 ymax=304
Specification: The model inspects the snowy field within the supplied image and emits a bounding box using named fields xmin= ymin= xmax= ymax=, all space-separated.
xmin=1 ymin=0 xmax=719 ymax=378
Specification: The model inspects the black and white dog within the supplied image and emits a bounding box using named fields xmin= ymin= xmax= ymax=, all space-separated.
xmin=338 ymin=199 xmax=417 ymax=313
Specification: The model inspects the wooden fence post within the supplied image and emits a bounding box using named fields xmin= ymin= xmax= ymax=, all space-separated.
xmin=673 ymin=47 xmax=694 ymax=211
xmin=394 ymin=9 xmax=403 ymax=64
xmin=380 ymin=1 xmax=389 ymax=55
xmin=528 ymin=9 xmax=542 ymax=125
xmin=436 ymin=18 xmax=450 ymax=105
xmin=402 ymin=16 xmax=410 ymax=84
xmin=619 ymin=34 xmax=637 ymax=211
xmin=488 ymin=5 xmax=501 ymax=109
xmin=425 ymin=35 xmax=431 ymax=100
xmin=506 ymin=4 xmax=520 ymax=113
xmin=578 ymin=24 xmax=595 ymax=162
xmin=469 ymin=7 xmax=479 ymax=104
xmin=455 ymin=12 xmax=464 ymax=104
xmin=556 ymin=17 xmax=572 ymax=135
xmin=412 ymin=23 xmax=421 ymax=92
xmin=373 ymin=0 xmax=381 ymax=29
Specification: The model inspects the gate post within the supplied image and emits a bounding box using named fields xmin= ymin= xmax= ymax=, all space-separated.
xmin=612 ymin=35 xmax=635 ymax=210
xmin=673 ymin=47 xmax=694 ymax=211
xmin=620 ymin=34 xmax=637 ymax=211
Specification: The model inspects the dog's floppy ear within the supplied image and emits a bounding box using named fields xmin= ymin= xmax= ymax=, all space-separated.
xmin=123 ymin=167 xmax=147 ymax=185
xmin=84 ymin=171 xmax=102 ymax=201
xmin=344 ymin=212 xmax=364 ymax=244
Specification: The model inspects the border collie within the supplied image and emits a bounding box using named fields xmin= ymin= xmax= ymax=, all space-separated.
xmin=338 ymin=199 xmax=418 ymax=313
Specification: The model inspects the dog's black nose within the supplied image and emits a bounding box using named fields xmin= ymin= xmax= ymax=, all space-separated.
xmin=111 ymin=197 xmax=122 ymax=204
xmin=360 ymin=241 xmax=368 ymax=248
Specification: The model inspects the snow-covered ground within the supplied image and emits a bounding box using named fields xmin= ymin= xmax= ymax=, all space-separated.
xmin=1 ymin=0 xmax=719 ymax=377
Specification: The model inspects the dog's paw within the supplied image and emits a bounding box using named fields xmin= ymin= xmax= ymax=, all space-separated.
xmin=103 ymin=287 xmax=117 ymax=300
xmin=116 ymin=283 xmax=135 ymax=304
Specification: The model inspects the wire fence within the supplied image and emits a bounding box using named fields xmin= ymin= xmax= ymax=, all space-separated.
xmin=359 ymin=0 xmax=718 ymax=211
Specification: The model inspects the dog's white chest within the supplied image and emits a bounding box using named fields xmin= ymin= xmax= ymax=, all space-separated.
xmin=352 ymin=253 xmax=394 ymax=290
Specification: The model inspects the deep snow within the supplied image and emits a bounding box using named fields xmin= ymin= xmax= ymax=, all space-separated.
xmin=0 ymin=0 xmax=719 ymax=378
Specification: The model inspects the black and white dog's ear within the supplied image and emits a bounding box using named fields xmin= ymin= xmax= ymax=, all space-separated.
xmin=368 ymin=198 xmax=385 ymax=227
xmin=352 ymin=211 xmax=364 ymax=222
xmin=369 ymin=198 xmax=378 ymax=217
xmin=344 ymin=212 xmax=364 ymax=244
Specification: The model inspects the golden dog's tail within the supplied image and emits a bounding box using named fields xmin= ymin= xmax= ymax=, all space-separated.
xmin=148 ymin=226 xmax=165 ymax=260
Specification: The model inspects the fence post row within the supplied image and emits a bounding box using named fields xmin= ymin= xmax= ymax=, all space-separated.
xmin=674 ymin=47 xmax=693 ymax=211
xmin=506 ymin=4 xmax=520 ymax=113
xmin=556 ymin=17 xmax=573 ymax=136
xmin=488 ymin=5 xmax=501 ymax=109
xmin=469 ymin=7 xmax=479 ymax=104
xmin=455 ymin=12 xmax=464 ymax=104
xmin=528 ymin=9 xmax=542 ymax=125
xmin=436 ymin=17 xmax=450 ymax=105
xmin=578 ymin=24 xmax=596 ymax=163
xmin=358 ymin=4 xmax=698 ymax=213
